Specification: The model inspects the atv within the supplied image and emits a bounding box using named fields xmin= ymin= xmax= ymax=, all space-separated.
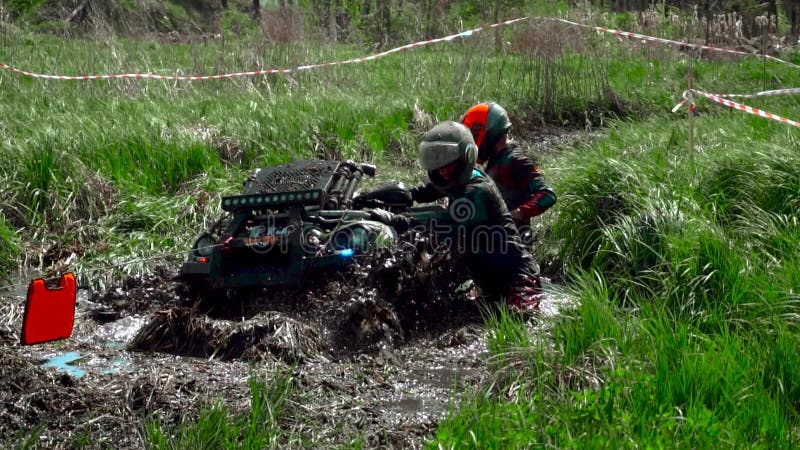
xmin=180 ymin=160 xmax=445 ymax=295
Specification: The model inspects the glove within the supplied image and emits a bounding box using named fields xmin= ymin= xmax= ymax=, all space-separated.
xmin=510 ymin=208 xmax=527 ymax=227
xmin=400 ymin=189 xmax=413 ymax=207
xmin=369 ymin=208 xmax=412 ymax=233
xmin=363 ymin=182 xmax=413 ymax=207
xmin=368 ymin=208 xmax=395 ymax=224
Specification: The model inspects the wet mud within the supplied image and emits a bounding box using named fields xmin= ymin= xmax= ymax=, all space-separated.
xmin=0 ymin=245 xmax=567 ymax=449
xmin=0 ymin=128 xmax=578 ymax=449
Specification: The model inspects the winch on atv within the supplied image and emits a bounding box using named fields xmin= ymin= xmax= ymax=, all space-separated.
xmin=180 ymin=160 xmax=445 ymax=295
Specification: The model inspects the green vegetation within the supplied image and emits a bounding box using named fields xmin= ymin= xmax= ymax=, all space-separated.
xmin=434 ymin=113 xmax=800 ymax=448
xmin=3 ymin=2 xmax=800 ymax=448
xmin=146 ymin=373 xmax=299 ymax=449
xmin=0 ymin=215 xmax=19 ymax=281
xmin=1 ymin=11 xmax=668 ymax=285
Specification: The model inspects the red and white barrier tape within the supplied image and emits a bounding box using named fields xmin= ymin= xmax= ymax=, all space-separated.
xmin=550 ymin=18 xmax=800 ymax=69
xmin=709 ymin=87 xmax=800 ymax=99
xmin=671 ymin=90 xmax=696 ymax=113
xmin=0 ymin=17 xmax=528 ymax=81
xmin=1 ymin=16 xmax=798 ymax=81
xmin=673 ymin=88 xmax=800 ymax=128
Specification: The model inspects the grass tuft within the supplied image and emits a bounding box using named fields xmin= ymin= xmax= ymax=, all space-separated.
xmin=145 ymin=372 xmax=297 ymax=450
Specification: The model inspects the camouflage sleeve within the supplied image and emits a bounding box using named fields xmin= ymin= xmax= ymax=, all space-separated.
xmin=410 ymin=182 xmax=445 ymax=204
xmin=510 ymin=152 xmax=556 ymax=220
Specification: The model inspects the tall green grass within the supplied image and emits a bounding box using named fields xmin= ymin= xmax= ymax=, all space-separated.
xmin=0 ymin=21 xmax=603 ymax=284
xmin=0 ymin=215 xmax=19 ymax=281
xmin=434 ymin=111 xmax=800 ymax=447
xmin=146 ymin=373 xmax=299 ymax=449
xmin=4 ymin=17 xmax=797 ymax=286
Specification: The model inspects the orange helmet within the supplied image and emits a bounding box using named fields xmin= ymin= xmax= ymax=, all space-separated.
xmin=460 ymin=102 xmax=511 ymax=163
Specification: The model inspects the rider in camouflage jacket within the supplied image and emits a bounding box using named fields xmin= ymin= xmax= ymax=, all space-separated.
xmin=371 ymin=121 xmax=542 ymax=310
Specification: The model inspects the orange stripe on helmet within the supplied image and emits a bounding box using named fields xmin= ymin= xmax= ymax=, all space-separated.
xmin=460 ymin=103 xmax=490 ymax=149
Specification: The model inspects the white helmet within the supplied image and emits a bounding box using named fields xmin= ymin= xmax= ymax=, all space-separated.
xmin=418 ymin=121 xmax=478 ymax=193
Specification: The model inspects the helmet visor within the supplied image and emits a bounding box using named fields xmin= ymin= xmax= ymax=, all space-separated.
xmin=418 ymin=141 xmax=461 ymax=170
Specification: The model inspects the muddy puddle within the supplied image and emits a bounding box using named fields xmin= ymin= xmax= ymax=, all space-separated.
xmin=0 ymin=254 xmax=570 ymax=449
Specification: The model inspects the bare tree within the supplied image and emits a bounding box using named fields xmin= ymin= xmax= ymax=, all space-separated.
xmin=765 ymin=0 xmax=778 ymax=33
xmin=421 ymin=0 xmax=437 ymax=39
xmin=378 ymin=0 xmax=390 ymax=43
xmin=362 ymin=0 xmax=371 ymax=18
xmin=330 ymin=0 xmax=341 ymax=40
xmin=494 ymin=0 xmax=500 ymax=52
xmin=784 ymin=0 xmax=800 ymax=37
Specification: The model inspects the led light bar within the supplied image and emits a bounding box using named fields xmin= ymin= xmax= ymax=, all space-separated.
xmin=221 ymin=190 xmax=323 ymax=211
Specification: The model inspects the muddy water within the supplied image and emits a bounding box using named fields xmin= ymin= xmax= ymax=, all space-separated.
xmin=0 ymin=266 xmax=568 ymax=449
xmin=0 ymin=128 xmax=583 ymax=448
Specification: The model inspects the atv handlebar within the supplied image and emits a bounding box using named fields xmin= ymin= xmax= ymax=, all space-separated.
xmin=353 ymin=162 xmax=377 ymax=177
xmin=301 ymin=208 xmax=371 ymax=225
xmin=302 ymin=205 xmax=448 ymax=228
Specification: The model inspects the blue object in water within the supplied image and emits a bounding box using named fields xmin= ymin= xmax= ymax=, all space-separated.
xmin=338 ymin=248 xmax=354 ymax=257
xmin=41 ymin=351 xmax=86 ymax=378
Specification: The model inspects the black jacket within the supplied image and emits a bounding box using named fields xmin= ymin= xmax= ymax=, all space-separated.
xmin=410 ymin=169 xmax=537 ymax=296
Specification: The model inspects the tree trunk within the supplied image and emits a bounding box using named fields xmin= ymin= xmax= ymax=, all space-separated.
xmin=379 ymin=0 xmax=390 ymax=43
xmin=66 ymin=0 xmax=89 ymax=22
xmin=703 ymin=0 xmax=710 ymax=47
xmin=766 ymin=0 xmax=777 ymax=34
xmin=423 ymin=0 xmax=434 ymax=39
xmin=330 ymin=0 xmax=340 ymax=41
xmin=318 ymin=0 xmax=331 ymax=35
xmin=494 ymin=0 xmax=501 ymax=54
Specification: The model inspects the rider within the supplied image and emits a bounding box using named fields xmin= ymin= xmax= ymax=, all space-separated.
xmin=369 ymin=121 xmax=542 ymax=310
xmin=460 ymin=102 xmax=556 ymax=229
